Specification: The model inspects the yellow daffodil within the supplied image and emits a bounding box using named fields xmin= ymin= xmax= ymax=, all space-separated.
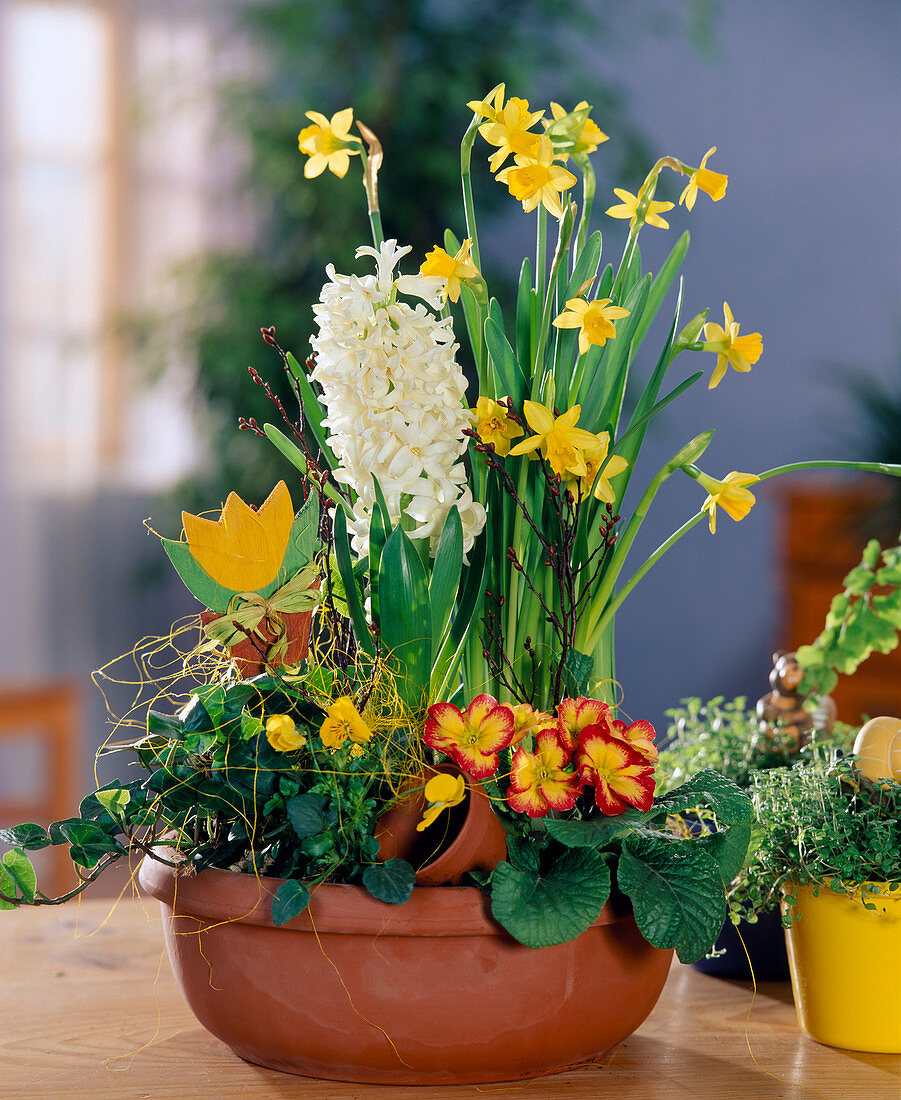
xmin=496 ymin=136 xmax=577 ymax=220
xmin=606 ymin=182 xmax=674 ymax=229
xmin=467 ymin=86 xmax=544 ymax=172
xmin=547 ymin=101 xmax=608 ymax=160
xmin=553 ymin=296 xmax=630 ymax=356
xmin=265 ymin=714 xmax=307 ymax=753
xmin=696 ymin=470 xmax=760 ymax=533
xmin=508 ymin=401 xmax=601 ymax=480
xmin=702 ymin=302 xmax=763 ymax=389
xmin=470 ymin=396 xmax=523 ymax=456
xmin=573 ymin=433 xmax=628 ymax=503
xmin=297 ymin=108 xmax=360 ymax=179
xmin=319 ymin=696 xmax=373 ymax=750
xmin=181 ymin=481 xmax=294 ymax=592
xmin=416 ymin=772 xmax=467 ymax=832
xmin=679 ymin=147 xmax=728 ymax=211
xmin=420 ymin=239 xmax=479 ymax=304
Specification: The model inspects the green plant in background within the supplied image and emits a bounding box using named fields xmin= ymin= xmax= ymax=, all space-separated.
xmin=657 ymin=696 xmax=855 ymax=793
xmin=731 ymin=754 xmax=901 ymax=925
xmin=797 ymin=536 xmax=901 ymax=697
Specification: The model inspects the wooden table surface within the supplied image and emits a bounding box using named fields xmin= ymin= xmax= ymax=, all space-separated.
xmin=0 ymin=897 xmax=898 ymax=1099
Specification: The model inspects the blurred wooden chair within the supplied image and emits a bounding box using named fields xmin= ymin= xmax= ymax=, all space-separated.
xmin=0 ymin=683 xmax=81 ymax=898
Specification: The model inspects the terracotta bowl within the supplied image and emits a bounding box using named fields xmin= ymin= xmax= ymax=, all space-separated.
xmin=138 ymin=854 xmax=673 ymax=1085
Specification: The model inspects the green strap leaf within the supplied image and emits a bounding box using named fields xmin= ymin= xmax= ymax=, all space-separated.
xmin=485 ymin=315 xmax=527 ymax=407
xmin=632 ymin=230 xmax=689 ymax=352
xmin=429 ymin=506 xmax=463 ymax=653
xmin=332 ymin=507 xmax=376 ymax=658
xmin=490 ymin=848 xmax=611 ymax=949
xmin=285 ymin=351 xmax=337 ymax=469
xmin=263 ymin=424 xmax=350 ymax=516
xmin=378 ymin=527 xmax=432 ymax=709
xmin=619 ymin=834 xmax=727 ymax=963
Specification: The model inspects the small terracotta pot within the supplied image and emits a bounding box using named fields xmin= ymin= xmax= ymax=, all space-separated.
xmin=139 ymin=855 xmax=673 ymax=1085
xmin=374 ymin=763 xmax=507 ymax=885
xmin=200 ymin=608 xmax=314 ymax=677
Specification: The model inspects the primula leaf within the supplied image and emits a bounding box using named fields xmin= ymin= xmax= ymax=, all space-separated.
xmin=695 ymin=822 xmax=753 ymax=884
xmin=490 ymin=848 xmax=611 ymax=949
xmin=544 ymin=808 xmax=649 ymax=848
xmin=618 ymin=835 xmax=727 ymax=963
xmin=1 ymin=850 xmax=37 ymax=901
xmin=652 ymin=769 xmax=752 ymax=825
xmin=0 ymin=823 xmax=51 ymax=851
xmin=287 ymin=792 xmax=330 ymax=840
xmin=362 ymin=859 xmax=415 ymax=905
xmin=271 ymin=880 xmax=311 ymax=926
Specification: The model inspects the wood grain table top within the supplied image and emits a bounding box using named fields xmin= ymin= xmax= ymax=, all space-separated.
xmin=1 ymin=896 xmax=898 ymax=1099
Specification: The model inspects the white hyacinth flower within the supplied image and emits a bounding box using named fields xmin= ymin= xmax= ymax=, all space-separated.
xmin=310 ymin=240 xmax=486 ymax=558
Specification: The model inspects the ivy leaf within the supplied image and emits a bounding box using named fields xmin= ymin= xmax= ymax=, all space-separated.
xmin=362 ymin=859 xmax=415 ymax=905
xmin=544 ymin=808 xmax=648 ymax=848
xmin=618 ymin=835 xmax=727 ymax=963
xmin=0 ymin=864 xmax=16 ymax=910
xmin=287 ymin=792 xmax=330 ymax=840
xmin=1 ymin=849 xmax=37 ymax=902
xmin=94 ymin=788 xmax=131 ymax=817
xmin=52 ymin=821 xmax=125 ymax=868
xmin=696 ymin=822 xmax=752 ymax=884
xmin=652 ymin=769 xmax=752 ymax=825
xmin=490 ymin=848 xmax=611 ymax=948
xmin=0 ymin=823 xmax=51 ymax=851
xmin=271 ymin=880 xmax=311 ymax=927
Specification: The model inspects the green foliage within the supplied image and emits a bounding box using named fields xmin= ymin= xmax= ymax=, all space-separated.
xmin=797 ymin=537 xmax=901 ymax=696
xmin=489 ymin=769 xmax=752 ymax=956
xmin=362 ymin=859 xmax=415 ymax=905
xmin=732 ymin=754 xmax=901 ymax=925
xmin=272 ymin=880 xmax=311 ymax=926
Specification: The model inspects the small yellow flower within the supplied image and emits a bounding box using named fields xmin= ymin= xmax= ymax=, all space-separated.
xmin=297 ymin=108 xmax=360 ymax=179
xmin=416 ymin=772 xmax=467 ymax=832
xmin=265 ymin=714 xmax=307 ymax=753
xmin=420 ymin=239 xmax=479 ymax=304
xmin=508 ymin=401 xmax=601 ymax=480
xmin=702 ymin=302 xmax=763 ymax=389
xmin=496 ymin=136 xmax=577 ymax=220
xmin=572 ymin=433 xmax=629 ymax=503
xmin=606 ymin=182 xmax=674 ymax=229
xmin=696 ymin=470 xmax=760 ymax=533
xmin=553 ymin=297 xmax=630 ymax=356
xmin=470 ymin=396 xmax=523 ymax=457
xmin=319 ymin=696 xmax=373 ymax=750
xmin=679 ymin=147 xmax=728 ymax=211
xmin=467 ymin=85 xmax=544 ymax=172
xmin=547 ymin=101 xmax=609 ymax=160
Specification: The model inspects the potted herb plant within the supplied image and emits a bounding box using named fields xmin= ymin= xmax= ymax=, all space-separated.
xmin=1 ymin=87 xmax=900 ymax=1083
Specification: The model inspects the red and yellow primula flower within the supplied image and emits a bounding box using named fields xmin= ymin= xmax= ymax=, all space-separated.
xmin=610 ymin=717 xmax=659 ymax=764
xmin=577 ymin=724 xmax=656 ymax=814
xmin=509 ymin=702 xmax=556 ymax=746
xmin=556 ymin=695 xmax=612 ymax=751
xmin=424 ymin=694 xmax=515 ymax=779
xmin=507 ymin=729 xmax=580 ymax=817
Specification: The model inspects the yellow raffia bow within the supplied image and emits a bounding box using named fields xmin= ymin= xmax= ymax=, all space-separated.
xmin=202 ymin=563 xmax=322 ymax=663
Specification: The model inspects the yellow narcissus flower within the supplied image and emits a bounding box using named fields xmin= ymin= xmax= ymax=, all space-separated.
xmin=573 ymin=433 xmax=628 ymax=503
xmin=416 ymin=772 xmax=467 ymax=832
xmin=696 ymin=470 xmax=760 ymax=533
xmin=265 ymin=714 xmax=307 ymax=753
xmin=470 ymin=396 xmax=523 ymax=456
xmin=547 ymin=101 xmax=609 ymax=160
xmin=553 ymin=296 xmax=630 ymax=356
xmin=319 ymin=696 xmax=373 ymax=750
xmin=508 ymin=401 xmax=601 ymax=480
xmin=496 ymin=136 xmax=577 ymax=220
xmin=702 ymin=302 xmax=763 ymax=390
xmin=467 ymin=85 xmax=544 ymax=172
xmin=297 ymin=108 xmax=360 ymax=179
xmin=181 ymin=481 xmax=294 ymax=592
xmin=420 ymin=239 xmax=478 ymax=304
xmin=679 ymin=147 xmax=728 ymax=211
xmin=606 ymin=182 xmax=674 ymax=229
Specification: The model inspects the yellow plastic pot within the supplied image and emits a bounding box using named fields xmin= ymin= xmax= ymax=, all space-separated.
xmin=783 ymin=882 xmax=901 ymax=1053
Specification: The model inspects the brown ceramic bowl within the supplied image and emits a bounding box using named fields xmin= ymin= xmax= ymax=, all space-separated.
xmin=139 ymin=853 xmax=673 ymax=1085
